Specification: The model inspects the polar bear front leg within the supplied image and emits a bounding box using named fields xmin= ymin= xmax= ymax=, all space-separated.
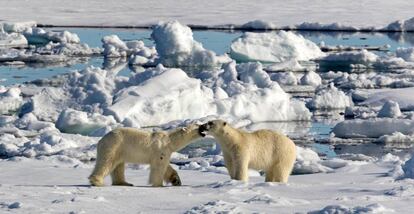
xmin=111 ymin=162 xmax=133 ymax=186
xmin=164 ymin=164 xmax=181 ymax=186
xmin=149 ymin=159 xmax=169 ymax=187
xmin=223 ymin=150 xmax=235 ymax=179
xmin=233 ymin=151 xmax=250 ymax=182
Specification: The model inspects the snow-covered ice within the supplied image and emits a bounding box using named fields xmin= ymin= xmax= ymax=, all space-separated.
xmin=230 ymin=31 xmax=325 ymax=63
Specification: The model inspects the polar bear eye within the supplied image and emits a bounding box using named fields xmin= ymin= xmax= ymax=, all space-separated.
xmin=208 ymin=121 xmax=214 ymax=126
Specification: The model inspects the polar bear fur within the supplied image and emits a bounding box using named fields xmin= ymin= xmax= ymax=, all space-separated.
xmin=199 ymin=120 xmax=296 ymax=183
xmin=89 ymin=124 xmax=202 ymax=187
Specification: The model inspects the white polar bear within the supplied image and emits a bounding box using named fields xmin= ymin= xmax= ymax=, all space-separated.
xmin=199 ymin=120 xmax=296 ymax=183
xmin=89 ymin=124 xmax=202 ymax=187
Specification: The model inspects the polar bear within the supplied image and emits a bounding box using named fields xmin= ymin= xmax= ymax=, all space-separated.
xmin=199 ymin=120 xmax=296 ymax=183
xmin=89 ymin=124 xmax=202 ymax=187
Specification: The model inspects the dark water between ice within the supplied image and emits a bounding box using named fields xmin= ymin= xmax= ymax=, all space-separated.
xmin=1 ymin=28 xmax=413 ymax=157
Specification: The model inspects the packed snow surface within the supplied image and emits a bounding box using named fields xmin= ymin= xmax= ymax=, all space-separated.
xmin=1 ymin=0 xmax=414 ymax=30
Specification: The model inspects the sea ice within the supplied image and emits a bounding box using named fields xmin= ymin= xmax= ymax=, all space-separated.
xmin=229 ymin=31 xmax=325 ymax=63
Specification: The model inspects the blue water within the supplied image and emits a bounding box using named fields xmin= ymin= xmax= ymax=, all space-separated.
xmin=1 ymin=28 xmax=414 ymax=86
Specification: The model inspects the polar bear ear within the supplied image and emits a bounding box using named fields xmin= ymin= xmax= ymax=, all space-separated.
xmin=181 ymin=127 xmax=188 ymax=132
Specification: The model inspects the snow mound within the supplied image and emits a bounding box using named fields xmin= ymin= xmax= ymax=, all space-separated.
xmin=106 ymin=66 xmax=215 ymax=126
xmin=384 ymin=17 xmax=414 ymax=32
xmin=307 ymin=83 xmax=352 ymax=110
xmin=396 ymin=47 xmax=414 ymax=62
xmin=151 ymin=20 xmax=230 ymax=67
xmin=332 ymin=118 xmax=414 ymax=138
xmin=377 ymin=100 xmax=402 ymax=118
xmin=230 ymin=31 xmax=325 ymax=63
xmin=309 ymin=203 xmax=394 ymax=214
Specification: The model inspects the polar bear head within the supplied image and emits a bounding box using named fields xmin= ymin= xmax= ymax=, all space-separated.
xmin=199 ymin=119 xmax=228 ymax=137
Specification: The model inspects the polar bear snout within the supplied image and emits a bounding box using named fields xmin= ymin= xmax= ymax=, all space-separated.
xmin=198 ymin=123 xmax=209 ymax=137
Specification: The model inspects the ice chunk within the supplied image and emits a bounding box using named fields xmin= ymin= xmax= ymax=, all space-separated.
xmin=321 ymin=50 xmax=378 ymax=64
xmin=24 ymin=27 xmax=80 ymax=44
xmin=377 ymin=100 xmax=402 ymax=118
xmin=230 ymin=31 xmax=325 ymax=63
xmin=56 ymin=108 xmax=116 ymax=135
xmin=332 ymin=118 xmax=414 ymax=138
xmin=0 ymin=21 xmax=36 ymax=33
xmin=295 ymin=22 xmax=359 ymax=31
xmin=307 ymin=83 xmax=352 ymax=110
xmin=0 ymin=87 xmax=23 ymax=115
xmin=294 ymin=146 xmax=332 ymax=174
xmin=271 ymin=72 xmax=298 ymax=86
xmin=299 ymin=70 xmax=322 ymax=87
xmin=241 ymin=20 xmax=277 ymax=30
xmin=151 ymin=20 xmax=230 ymax=67
xmin=402 ymin=155 xmax=414 ymax=179
xmin=396 ymin=47 xmax=414 ymax=62
xmin=0 ymin=32 xmax=28 ymax=48
xmin=384 ymin=17 xmax=414 ymax=32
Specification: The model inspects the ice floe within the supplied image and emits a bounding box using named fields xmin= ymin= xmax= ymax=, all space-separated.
xmin=229 ymin=31 xmax=325 ymax=63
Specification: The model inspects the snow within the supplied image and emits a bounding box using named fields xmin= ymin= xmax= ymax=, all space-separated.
xmin=0 ymin=154 xmax=412 ymax=213
xmin=377 ymin=100 xmax=402 ymax=118
xmin=332 ymin=118 xmax=414 ymax=138
xmin=151 ymin=21 xmax=231 ymax=67
xmin=106 ymin=67 xmax=215 ymax=126
xmin=2 ymin=2 xmax=414 ymax=213
xmin=1 ymin=0 xmax=414 ymax=30
xmin=230 ymin=31 xmax=325 ymax=63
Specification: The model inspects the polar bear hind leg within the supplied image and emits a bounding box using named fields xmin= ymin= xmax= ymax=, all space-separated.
xmin=265 ymin=160 xmax=293 ymax=183
xmin=149 ymin=159 xmax=169 ymax=187
xmin=163 ymin=165 xmax=182 ymax=186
